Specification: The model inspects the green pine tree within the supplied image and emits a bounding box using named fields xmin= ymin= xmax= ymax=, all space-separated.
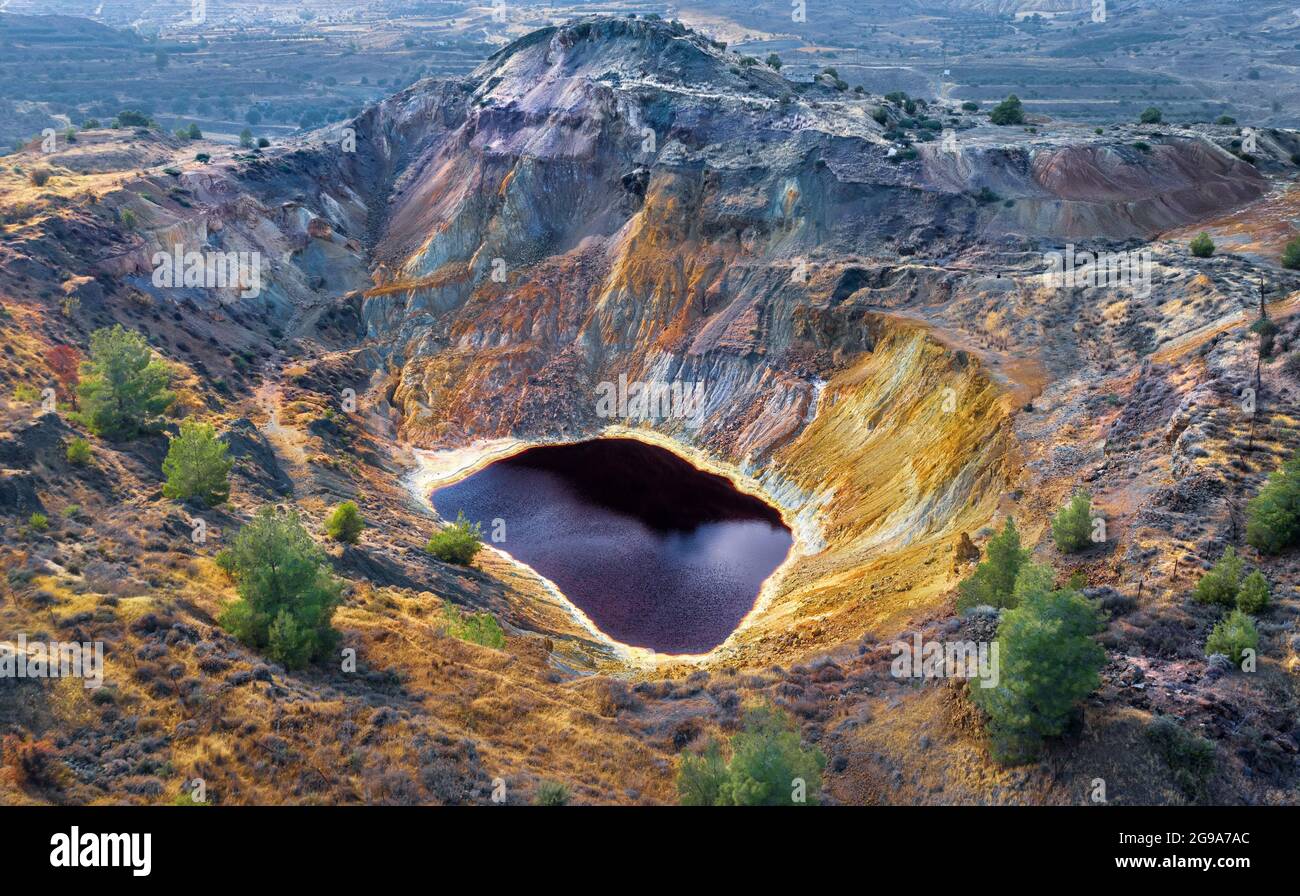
xmin=957 ymin=517 xmax=1029 ymax=611
xmin=162 ymin=420 xmax=232 ymax=506
xmin=989 ymin=94 xmax=1025 ymax=125
xmin=218 ymin=508 xmax=342 ymax=669
xmin=970 ymin=562 xmax=1105 ymax=763
xmin=1193 ymin=545 xmax=1243 ymax=608
xmin=1246 ymin=449 xmax=1300 ymax=554
xmin=324 ymin=500 xmax=364 ymax=544
xmin=1189 ymin=232 xmax=1215 ymax=258
xmin=1051 ymin=490 xmax=1094 ymax=553
xmin=1236 ymin=570 xmax=1269 ymax=614
xmin=1205 ymin=610 xmax=1258 ymax=665
xmin=677 ymin=703 xmax=825 ymax=805
xmin=75 ymin=326 xmax=174 ymax=440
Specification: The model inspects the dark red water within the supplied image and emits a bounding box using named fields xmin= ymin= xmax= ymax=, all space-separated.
xmin=430 ymin=439 xmax=792 ymax=653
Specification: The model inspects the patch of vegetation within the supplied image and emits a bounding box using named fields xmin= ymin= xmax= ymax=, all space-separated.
xmin=28 ymin=168 xmax=51 ymax=187
xmin=961 ymin=101 xmax=979 ymax=112
xmin=1139 ymin=106 xmax=1163 ymax=124
xmin=1246 ymin=449 xmax=1300 ymax=553
xmin=970 ymin=562 xmax=1105 ymax=763
xmin=12 ymin=383 xmax=41 ymax=403
xmin=765 ymin=53 xmax=781 ymax=70
xmin=1236 ymin=570 xmax=1269 ymax=615
xmin=75 ymin=325 xmax=174 ymax=440
xmin=218 ymin=508 xmax=342 ymax=670
xmin=1193 ymin=545 xmax=1243 ymax=608
xmin=1204 ymin=609 xmax=1258 ymax=665
xmin=425 ymin=511 xmax=483 ymax=565
xmin=65 ymin=437 xmax=92 ymax=466
xmin=1284 ymin=238 xmax=1300 ymax=271
xmin=440 ymin=599 xmax=505 ymax=648
xmin=533 ymin=780 xmax=571 ymax=806
xmin=677 ymin=703 xmax=825 ymax=805
xmin=1051 ymin=490 xmax=1095 ymax=553
xmin=1189 ymin=232 xmax=1215 ymax=258
xmin=28 ymin=512 xmax=49 ymax=533
xmin=988 ymin=94 xmax=1024 ymax=126
xmin=162 ymin=420 xmax=232 ymax=507
xmin=325 ymin=500 xmax=364 ymax=544
xmin=957 ymin=517 xmax=1028 ymax=612
xmin=1145 ymin=716 xmax=1215 ymax=803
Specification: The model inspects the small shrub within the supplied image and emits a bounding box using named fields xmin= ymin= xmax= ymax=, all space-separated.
xmin=1 ymin=735 xmax=60 ymax=789
xmin=1193 ymin=545 xmax=1242 ymax=608
xmin=1283 ymin=238 xmax=1300 ymax=270
xmin=1145 ymin=716 xmax=1215 ymax=803
xmin=1236 ymin=570 xmax=1269 ymax=614
xmin=28 ymin=512 xmax=49 ymax=532
xmin=120 ymin=209 xmax=136 ymax=229
xmin=12 ymin=383 xmax=41 ymax=403
xmin=1139 ymin=106 xmax=1163 ymax=124
xmin=1204 ymin=609 xmax=1258 ymax=665
xmin=65 ymin=438 xmax=92 ymax=466
xmin=677 ymin=703 xmax=825 ymax=805
xmin=325 ymin=501 xmax=364 ymax=544
xmin=440 ymin=600 xmax=505 ymax=648
xmin=28 ymin=168 xmax=51 ymax=187
xmin=1189 ymin=232 xmax=1215 ymax=258
xmin=533 ymin=780 xmax=571 ymax=806
xmin=425 ymin=512 xmax=483 ymax=565
xmin=1051 ymin=490 xmax=1094 ymax=553
xmin=1284 ymin=352 xmax=1300 ymax=379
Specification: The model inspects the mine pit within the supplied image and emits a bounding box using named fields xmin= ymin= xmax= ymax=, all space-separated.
xmin=430 ymin=438 xmax=793 ymax=654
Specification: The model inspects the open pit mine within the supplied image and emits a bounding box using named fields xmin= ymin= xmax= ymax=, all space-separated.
xmin=1 ymin=15 xmax=1298 ymax=819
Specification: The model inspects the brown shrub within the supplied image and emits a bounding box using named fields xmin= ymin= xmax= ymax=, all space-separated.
xmin=2 ymin=734 xmax=61 ymax=789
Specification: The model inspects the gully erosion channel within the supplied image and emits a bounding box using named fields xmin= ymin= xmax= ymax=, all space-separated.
xmin=429 ymin=438 xmax=794 ymax=655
